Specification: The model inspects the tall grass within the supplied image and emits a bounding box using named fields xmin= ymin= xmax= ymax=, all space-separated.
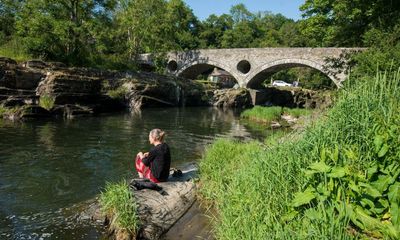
xmin=0 ymin=38 xmax=32 ymax=62
xmin=241 ymin=106 xmax=282 ymax=123
xmin=284 ymin=108 xmax=312 ymax=118
xmin=100 ymin=181 xmax=139 ymax=234
xmin=199 ymin=70 xmax=400 ymax=239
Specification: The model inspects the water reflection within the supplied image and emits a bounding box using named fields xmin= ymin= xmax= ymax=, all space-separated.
xmin=0 ymin=107 xmax=268 ymax=239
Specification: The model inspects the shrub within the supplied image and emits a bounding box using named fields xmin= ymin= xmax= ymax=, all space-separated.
xmin=107 ymin=86 xmax=127 ymax=100
xmin=39 ymin=94 xmax=55 ymax=110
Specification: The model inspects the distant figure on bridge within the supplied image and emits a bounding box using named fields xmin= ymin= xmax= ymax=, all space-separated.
xmin=135 ymin=129 xmax=171 ymax=183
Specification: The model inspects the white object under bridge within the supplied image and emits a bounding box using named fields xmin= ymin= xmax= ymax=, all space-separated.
xmin=138 ymin=48 xmax=364 ymax=88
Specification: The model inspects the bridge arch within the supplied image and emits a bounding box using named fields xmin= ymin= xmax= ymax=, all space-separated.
xmin=175 ymin=59 xmax=240 ymax=82
xmin=245 ymin=58 xmax=341 ymax=89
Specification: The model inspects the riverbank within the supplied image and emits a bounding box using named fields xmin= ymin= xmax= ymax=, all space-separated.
xmin=198 ymin=71 xmax=400 ymax=239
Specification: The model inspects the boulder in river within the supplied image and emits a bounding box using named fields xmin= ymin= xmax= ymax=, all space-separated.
xmin=79 ymin=166 xmax=198 ymax=240
xmin=213 ymin=88 xmax=252 ymax=108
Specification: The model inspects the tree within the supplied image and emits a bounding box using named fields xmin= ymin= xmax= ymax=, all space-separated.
xmin=166 ymin=0 xmax=200 ymax=50
xmin=116 ymin=0 xmax=174 ymax=61
xmin=299 ymin=0 xmax=400 ymax=47
xmin=198 ymin=14 xmax=233 ymax=48
xmin=0 ymin=0 xmax=22 ymax=42
xmin=230 ymin=3 xmax=253 ymax=24
xmin=220 ymin=4 xmax=259 ymax=48
xmin=15 ymin=0 xmax=117 ymax=64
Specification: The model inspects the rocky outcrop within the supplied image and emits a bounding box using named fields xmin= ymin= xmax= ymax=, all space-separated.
xmin=212 ymin=88 xmax=252 ymax=108
xmin=252 ymin=87 xmax=333 ymax=109
xmin=118 ymin=72 xmax=209 ymax=111
xmin=0 ymin=57 xmax=212 ymax=120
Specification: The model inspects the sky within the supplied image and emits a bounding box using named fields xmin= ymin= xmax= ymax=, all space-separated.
xmin=184 ymin=0 xmax=305 ymax=21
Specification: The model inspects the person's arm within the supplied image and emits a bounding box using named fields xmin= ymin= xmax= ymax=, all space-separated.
xmin=142 ymin=149 xmax=156 ymax=166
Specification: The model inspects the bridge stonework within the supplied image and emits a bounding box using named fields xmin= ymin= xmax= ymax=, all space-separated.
xmin=141 ymin=48 xmax=363 ymax=88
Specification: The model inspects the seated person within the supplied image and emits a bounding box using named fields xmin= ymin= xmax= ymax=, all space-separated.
xmin=135 ymin=129 xmax=171 ymax=183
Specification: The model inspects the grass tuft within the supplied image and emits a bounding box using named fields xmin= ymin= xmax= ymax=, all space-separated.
xmin=0 ymin=38 xmax=33 ymax=62
xmin=107 ymin=86 xmax=128 ymax=100
xmin=39 ymin=94 xmax=55 ymax=110
xmin=100 ymin=181 xmax=139 ymax=233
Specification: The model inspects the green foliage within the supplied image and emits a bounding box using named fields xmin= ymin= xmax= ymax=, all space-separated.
xmin=0 ymin=105 xmax=7 ymax=117
xmin=198 ymin=14 xmax=233 ymax=49
xmin=100 ymin=181 xmax=139 ymax=233
xmin=299 ymin=0 xmax=400 ymax=47
xmin=39 ymin=95 xmax=55 ymax=111
xmin=199 ymin=71 xmax=400 ymax=239
xmin=352 ymin=25 xmax=400 ymax=78
xmin=107 ymin=87 xmax=127 ymax=100
xmin=0 ymin=37 xmax=32 ymax=62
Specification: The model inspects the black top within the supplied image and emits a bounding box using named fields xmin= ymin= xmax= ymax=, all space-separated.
xmin=142 ymin=143 xmax=171 ymax=182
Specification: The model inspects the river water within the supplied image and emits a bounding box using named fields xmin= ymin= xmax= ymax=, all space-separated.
xmin=0 ymin=107 xmax=269 ymax=239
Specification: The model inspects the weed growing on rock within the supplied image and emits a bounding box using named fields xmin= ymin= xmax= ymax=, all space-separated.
xmin=39 ymin=94 xmax=55 ymax=110
xmin=100 ymin=181 xmax=139 ymax=234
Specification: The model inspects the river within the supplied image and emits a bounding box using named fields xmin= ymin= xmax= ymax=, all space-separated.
xmin=0 ymin=107 xmax=269 ymax=239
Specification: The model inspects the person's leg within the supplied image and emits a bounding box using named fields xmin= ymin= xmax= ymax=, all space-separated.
xmin=135 ymin=155 xmax=147 ymax=178
xmin=143 ymin=169 xmax=159 ymax=183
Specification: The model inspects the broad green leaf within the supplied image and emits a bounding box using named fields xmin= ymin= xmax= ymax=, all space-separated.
xmin=320 ymin=148 xmax=326 ymax=163
xmin=355 ymin=205 xmax=400 ymax=239
xmin=378 ymin=144 xmax=389 ymax=157
xmin=388 ymin=182 xmax=400 ymax=204
xmin=349 ymin=181 xmax=361 ymax=194
xmin=327 ymin=166 xmax=347 ymax=178
xmin=304 ymin=208 xmax=322 ymax=220
xmin=367 ymin=163 xmax=378 ymax=178
xmin=309 ymin=161 xmax=331 ymax=173
xmin=374 ymin=135 xmax=384 ymax=153
xmin=378 ymin=198 xmax=389 ymax=208
xmin=362 ymin=184 xmax=382 ymax=198
xmin=291 ymin=187 xmax=316 ymax=207
xmin=281 ymin=210 xmax=298 ymax=222
xmin=304 ymin=169 xmax=317 ymax=176
xmin=390 ymin=203 xmax=399 ymax=226
xmin=360 ymin=198 xmax=375 ymax=209
xmin=371 ymin=175 xmax=395 ymax=193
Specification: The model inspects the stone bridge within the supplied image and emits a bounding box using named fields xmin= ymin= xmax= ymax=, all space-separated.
xmin=139 ymin=48 xmax=364 ymax=88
